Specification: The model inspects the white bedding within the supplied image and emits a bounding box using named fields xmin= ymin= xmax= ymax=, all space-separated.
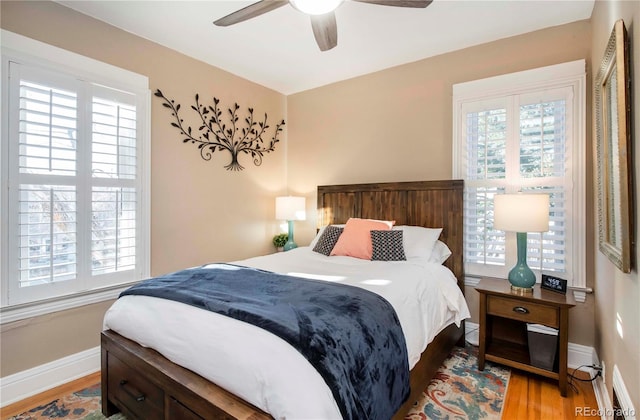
xmin=103 ymin=247 xmax=470 ymax=420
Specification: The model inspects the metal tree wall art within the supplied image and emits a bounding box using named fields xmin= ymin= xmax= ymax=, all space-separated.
xmin=155 ymin=89 xmax=285 ymax=171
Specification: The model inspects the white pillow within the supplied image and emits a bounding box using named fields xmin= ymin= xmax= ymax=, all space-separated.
xmin=429 ymin=240 xmax=452 ymax=264
xmin=392 ymin=225 xmax=442 ymax=260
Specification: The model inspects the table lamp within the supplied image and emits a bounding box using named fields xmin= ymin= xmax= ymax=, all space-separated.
xmin=275 ymin=196 xmax=306 ymax=251
xmin=493 ymin=193 xmax=550 ymax=293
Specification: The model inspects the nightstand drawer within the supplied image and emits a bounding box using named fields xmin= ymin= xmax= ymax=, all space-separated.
xmin=487 ymin=295 xmax=559 ymax=327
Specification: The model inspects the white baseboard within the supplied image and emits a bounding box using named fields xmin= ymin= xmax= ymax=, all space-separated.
xmin=0 ymin=346 xmax=100 ymax=408
xmin=592 ymin=374 xmax=613 ymax=420
xmin=613 ymin=365 xmax=637 ymax=420
xmin=567 ymin=342 xmax=597 ymax=370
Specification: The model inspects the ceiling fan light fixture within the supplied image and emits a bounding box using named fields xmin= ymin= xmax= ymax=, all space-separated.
xmin=290 ymin=0 xmax=344 ymax=15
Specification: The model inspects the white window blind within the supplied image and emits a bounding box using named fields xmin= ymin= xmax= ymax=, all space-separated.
xmin=90 ymin=88 xmax=139 ymax=279
xmin=91 ymin=95 xmax=137 ymax=180
xmin=453 ymin=61 xmax=586 ymax=295
xmin=2 ymin=34 xmax=150 ymax=310
xmin=19 ymin=184 xmax=77 ymax=288
xmin=91 ymin=186 xmax=137 ymax=276
xmin=19 ymin=81 xmax=77 ymax=176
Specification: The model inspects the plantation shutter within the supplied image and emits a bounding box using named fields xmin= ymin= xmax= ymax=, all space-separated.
xmin=6 ymin=61 xmax=146 ymax=305
xmin=462 ymin=100 xmax=507 ymax=271
xmin=456 ymin=86 xmax=574 ymax=282
xmin=518 ymin=93 xmax=570 ymax=275
xmin=11 ymin=67 xmax=82 ymax=302
xmin=90 ymin=89 xmax=139 ymax=277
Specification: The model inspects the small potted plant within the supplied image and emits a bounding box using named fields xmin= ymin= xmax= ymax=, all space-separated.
xmin=272 ymin=233 xmax=289 ymax=252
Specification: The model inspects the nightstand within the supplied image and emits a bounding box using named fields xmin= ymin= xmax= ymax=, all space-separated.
xmin=476 ymin=277 xmax=576 ymax=396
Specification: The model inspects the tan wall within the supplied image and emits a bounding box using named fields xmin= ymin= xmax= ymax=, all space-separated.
xmin=0 ymin=301 xmax=115 ymax=375
xmin=591 ymin=0 xmax=640 ymax=410
xmin=0 ymin=1 xmax=287 ymax=377
xmin=287 ymin=20 xmax=596 ymax=346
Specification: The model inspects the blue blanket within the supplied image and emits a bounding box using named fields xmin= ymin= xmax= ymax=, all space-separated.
xmin=120 ymin=263 xmax=410 ymax=420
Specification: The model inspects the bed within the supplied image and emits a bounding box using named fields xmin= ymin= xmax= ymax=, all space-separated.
xmin=101 ymin=179 xmax=467 ymax=420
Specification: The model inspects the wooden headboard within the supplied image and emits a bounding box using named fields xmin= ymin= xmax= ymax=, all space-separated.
xmin=317 ymin=180 xmax=464 ymax=291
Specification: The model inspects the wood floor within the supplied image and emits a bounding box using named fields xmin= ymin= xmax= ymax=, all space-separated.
xmin=1 ymin=369 xmax=599 ymax=419
xmin=504 ymin=369 xmax=600 ymax=419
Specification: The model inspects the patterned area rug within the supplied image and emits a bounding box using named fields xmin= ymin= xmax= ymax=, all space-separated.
xmin=9 ymin=345 xmax=509 ymax=420
xmin=7 ymin=383 xmax=124 ymax=420
xmin=406 ymin=345 xmax=510 ymax=420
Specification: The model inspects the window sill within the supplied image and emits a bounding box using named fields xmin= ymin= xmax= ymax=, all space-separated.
xmin=0 ymin=282 xmax=137 ymax=324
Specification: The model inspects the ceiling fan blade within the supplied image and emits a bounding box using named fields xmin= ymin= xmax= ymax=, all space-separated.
xmin=352 ymin=0 xmax=432 ymax=7
xmin=310 ymin=12 xmax=338 ymax=51
xmin=213 ymin=0 xmax=288 ymax=26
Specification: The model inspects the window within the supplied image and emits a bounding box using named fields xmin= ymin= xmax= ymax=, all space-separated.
xmin=1 ymin=31 xmax=150 ymax=317
xmin=453 ymin=60 xmax=586 ymax=299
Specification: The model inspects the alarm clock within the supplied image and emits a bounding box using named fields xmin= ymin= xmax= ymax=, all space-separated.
xmin=541 ymin=274 xmax=567 ymax=294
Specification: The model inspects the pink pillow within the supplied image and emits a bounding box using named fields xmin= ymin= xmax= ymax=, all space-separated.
xmin=330 ymin=218 xmax=394 ymax=260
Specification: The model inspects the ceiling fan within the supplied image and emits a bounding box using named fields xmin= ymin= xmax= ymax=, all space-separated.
xmin=213 ymin=0 xmax=433 ymax=52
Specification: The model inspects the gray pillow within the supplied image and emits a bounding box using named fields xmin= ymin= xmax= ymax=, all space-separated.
xmin=371 ymin=230 xmax=406 ymax=261
xmin=312 ymin=225 xmax=344 ymax=256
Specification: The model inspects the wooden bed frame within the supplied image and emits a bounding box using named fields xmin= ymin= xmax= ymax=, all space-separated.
xmin=101 ymin=179 xmax=465 ymax=420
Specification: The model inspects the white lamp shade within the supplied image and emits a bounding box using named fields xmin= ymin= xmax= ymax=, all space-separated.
xmin=275 ymin=196 xmax=306 ymax=221
xmin=493 ymin=193 xmax=549 ymax=232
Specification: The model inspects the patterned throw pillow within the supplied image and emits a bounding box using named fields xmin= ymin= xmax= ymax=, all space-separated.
xmin=312 ymin=225 xmax=344 ymax=256
xmin=370 ymin=230 xmax=406 ymax=261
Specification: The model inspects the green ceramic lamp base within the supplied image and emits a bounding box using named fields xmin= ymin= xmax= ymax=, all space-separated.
xmin=283 ymin=220 xmax=298 ymax=251
xmin=283 ymin=240 xmax=297 ymax=251
xmin=508 ymin=232 xmax=536 ymax=292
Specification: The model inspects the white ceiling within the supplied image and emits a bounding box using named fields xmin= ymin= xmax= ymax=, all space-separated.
xmin=56 ymin=0 xmax=594 ymax=95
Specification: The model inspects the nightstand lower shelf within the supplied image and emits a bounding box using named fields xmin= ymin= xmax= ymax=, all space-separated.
xmin=485 ymin=338 xmax=559 ymax=380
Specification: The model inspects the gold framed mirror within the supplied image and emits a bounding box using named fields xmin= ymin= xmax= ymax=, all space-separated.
xmin=595 ymin=19 xmax=633 ymax=273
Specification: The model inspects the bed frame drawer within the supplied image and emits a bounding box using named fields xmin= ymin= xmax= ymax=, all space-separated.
xmin=107 ymin=352 xmax=164 ymax=419
xmin=168 ymin=397 xmax=206 ymax=420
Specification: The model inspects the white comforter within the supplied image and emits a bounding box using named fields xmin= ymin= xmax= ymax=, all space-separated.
xmin=103 ymin=247 xmax=470 ymax=420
